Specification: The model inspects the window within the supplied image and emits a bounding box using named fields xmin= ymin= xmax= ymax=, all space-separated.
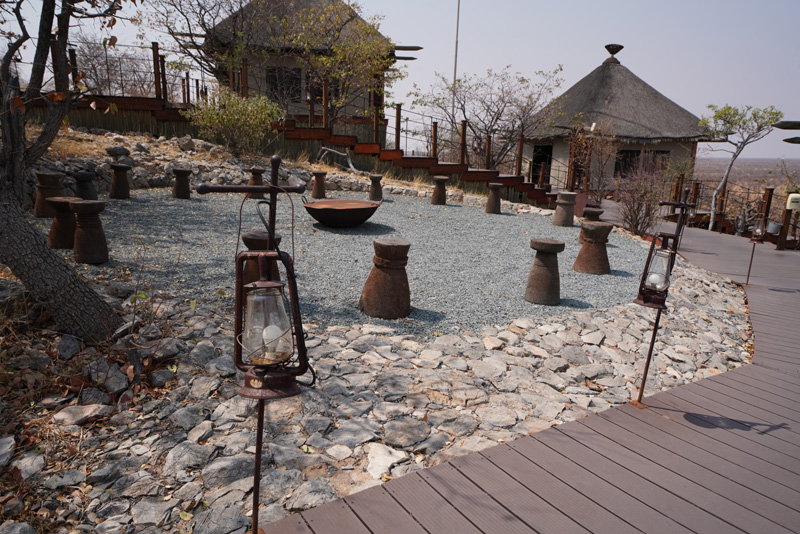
xmin=266 ymin=67 xmax=302 ymax=103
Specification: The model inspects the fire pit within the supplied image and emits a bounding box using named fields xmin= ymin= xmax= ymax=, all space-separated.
xmin=303 ymin=198 xmax=381 ymax=228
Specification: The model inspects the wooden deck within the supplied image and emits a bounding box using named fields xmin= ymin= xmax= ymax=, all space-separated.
xmin=267 ymin=222 xmax=800 ymax=534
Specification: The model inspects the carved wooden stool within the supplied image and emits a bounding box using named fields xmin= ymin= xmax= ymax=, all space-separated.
xmin=109 ymin=163 xmax=131 ymax=199
xmin=552 ymin=191 xmax=577 ymax=226
xmin=369 ymin=174 xmax=383 ymax=202
xmin=241 ymin=231 xmax=282 ymax=284
xmin=311 ymin=171 xmax=327 ymax=199
xmin=573 ymin=221 xmax=614 ymax=275
xmin=247 ymin=166 xmax=266 ymax=199
xmin=46 ymin=196 xmax=81 ymax=249
xmin=525 ymin=239 xmax=565 ymax=306
xmin=70 ymin=200 xmax=109 ymax=264
xmin=431 ymin=176 xmax=448 ymax=205
xmin=486 ymin=183 xmax=502 ymax=214
xmin=74 ymin=171 xmax=98 ymax=200
xmin=359 ymin=237 xmax=411 ymax=319
xmin=172 ymin=167 xmax=192 ymax=199
xmin=34 ymin=172 xmax=65 ymax=218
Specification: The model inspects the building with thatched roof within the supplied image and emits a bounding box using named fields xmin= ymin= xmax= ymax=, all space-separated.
xmin=525 ymin=44 xmax=712 ymax=191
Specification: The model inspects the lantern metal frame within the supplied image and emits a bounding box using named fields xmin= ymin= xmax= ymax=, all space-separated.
xmin=745 ymin=214 xmax=766 ymax=285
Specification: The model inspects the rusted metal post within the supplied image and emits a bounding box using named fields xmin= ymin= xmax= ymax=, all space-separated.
xmin=776 ymin=208 xmax=792 ymax=250
xmin=152 ymin=43 xmax=162 ymax=100
xmin=268 ymin=156 xmax=280 ymax=251
xmin=185 ymin=71 xmax=191 ymax=104
xmin=373 ymin=106 xmax=379 ymax=144
xmin=515 ymin=135 xmax=524 ymax=176
xmin=636 ymin=308 xmax=662 ymax=404
xmin=762 ymin=187 xmax=774 ymax=220
xmin=431 ymin=122 xmax=438 ymax=159
xmin=690 ymin=181 xmax=700 ymax=205
xmin=485 ymin=136 xmax=492 ymax=170
xmin=241 ymin=58 xmax=248 ymax=98
xmin=459 ymin=120 xmax=467 ymax=165
xmin=670 ymin=174 xmax=684 ymax=214
xmin=538 ymin=165 xmax=546 ymax=189
xmin=68 ymin=49 xmax=78 ymax=86
xmin=395 ymin=104 xmax=402 ymax=151
xmin=181 ymin=77 xmax=186 ymax=105
xmin=322 ymin=79 xmax=329 ymax=128
xmin=195 ymin=79 xmax=200 ymax=101
xmin=308 ymin=86 xmax=315 ymax=127
xmin=160 ymin=55 xmax=168 ymax=103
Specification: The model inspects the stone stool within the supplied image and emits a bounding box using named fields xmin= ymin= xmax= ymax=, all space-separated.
xmin=579 ymin=207 xmax=605 ymax=242
xmin=70 ymin=200 xmax=108 ymax=264
xmin=311 ymin=171 xmax=327 ymax=199
xmin=486 ymin=183 xmax=502 ymax=214
xmin=241 ymin=231 xmax=282 ymax=284
xmin=573 ymin=221 xmax=614 ymax=275
xmin=74 ymin=171 xmax=98 ymax=200
xmin=552 ymin=191 xmax=577 ymax=226
xmin=431 ymin=176 xmax=448 ymax=205
xmin=34 ymin=172 xmax=65 ymax=218
xmin=247 ymin=166 xmax=266 ymax=199
xmin=172 ymin=167 xmax=192 ymax=199
xmin=359 ymin=238 xmax=411 ymax=319
xmin=46 ymin=196 xmax=81 ymax=249
xmin=524 ymin=239 xmax=565 ymax=306
xmin=369 ymin=174 xmax=383 ymax=202
xmin=109 ymin=163 xmax=131 ymax=199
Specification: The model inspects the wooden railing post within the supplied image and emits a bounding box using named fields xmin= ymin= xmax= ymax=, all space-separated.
xmin=776 ymin=207 xmax=792 ymax=250
xmin=322 ymin=79 xmax=329 ymax=128
xmin=68 ymin=48 xmax=78 ymax=86
xmin=160 ymin=55 xmax=168 ymax=103
xmin=431 ymin=122 xmax=438 ymax=159
xmin=515 ymin=135 xmax=524 ymax=177
xmin=308 ymin=87 xmax=315 ymax=127
xmin=395 ymin=103 xmax=402 ymax=151
xmin=195 ymin=79 xmax=200 ymax=101
xmin=671 ymin=174 xmax=685 ymax=214
xmin=459 ymin=120 xmax=467 ymax=166
xmin=484 ymin=136 xmax=492 ymax=169
xmin=373 ymin=106 xmax=379 ymax=144
xmin=152 ymin=43 xmax=162 ymax=100
xmin=762 ymin=187 xmax=775 ymax=220
xmin=240 ymin=58 xmax=248 ymax=98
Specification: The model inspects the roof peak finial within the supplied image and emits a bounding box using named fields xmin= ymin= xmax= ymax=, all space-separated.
xmin=605 ymin=44 xmax=624 ymax=57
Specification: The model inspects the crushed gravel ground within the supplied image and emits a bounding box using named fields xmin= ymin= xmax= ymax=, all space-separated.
xmin=41 ymin=188 xmax=649 ymax=340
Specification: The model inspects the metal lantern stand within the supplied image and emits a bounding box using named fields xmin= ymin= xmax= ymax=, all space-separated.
xmin=630 ymin=194 xmax=694 ymax=408
xmin=198 ymin=156 xmax=313 ymax=534
xmin=746 ymin=214 xmax=765 ymax=286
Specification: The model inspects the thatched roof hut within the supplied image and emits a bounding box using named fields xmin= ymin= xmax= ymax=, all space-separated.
xmin=532 ymin=44 xmax=711 ymax=144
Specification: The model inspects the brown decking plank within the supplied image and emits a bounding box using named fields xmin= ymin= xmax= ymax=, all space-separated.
xmin=646 ymin=395 xmax=800 ymax=473
xmin=702 ymin=375 xmax=800 ymax=416
xmin=757 ymin=357 xmax=800 ymax=372
xmin=533 ymin=429 xmax=735 ymax=533
xmin=450 ymin=451 xmax=590 ymax=534
xmin=300 ymin=501 xmax=371 ymax=534
xmin=480 ymin=443 xmax=642 ymax=533
xmin=732 ymin=366 xmax=800 ymax=393
xmin=723 ymin=371 xmax=800 ymax=401
xmin=663 ymin=388 xmax=800 ymax=457
xmin=265 ymin=515 xmax=315 ymax=534
xmin=589 ymin=410 xmax=800 ymax=531
xmin=508 ymin=436 xmax=692 ymax=534
xmin=745 ymin=365 xmax=800 ymax=388
xmin=344 ymin=486 xmax=427 ymax=534
xmin=419 ymin=463 xmax=535 ymax=534
xmin=559 ymin=423 xmax=778 ymax=534
xmin=616 ymin=404 xmax=800 ymax=497
xmin=383 ymin=473 xmax=482 ymax=534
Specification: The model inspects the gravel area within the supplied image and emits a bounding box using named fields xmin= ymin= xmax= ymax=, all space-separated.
xmin=42 ymin=188 xmax=649 ymax=340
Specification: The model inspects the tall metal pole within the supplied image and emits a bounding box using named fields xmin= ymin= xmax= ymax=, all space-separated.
xmin=636 ymin=308 xmax=662 ymax=405
xmin=451 ymin=0 xmax=461 ymax=121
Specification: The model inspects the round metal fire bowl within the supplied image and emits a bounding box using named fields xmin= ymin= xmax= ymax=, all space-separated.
xmin=303 ymin=199 xmax=381 ymax=228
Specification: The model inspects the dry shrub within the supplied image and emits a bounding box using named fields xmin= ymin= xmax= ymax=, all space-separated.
xmin=618 ymin=157 xmax=670 ymax=236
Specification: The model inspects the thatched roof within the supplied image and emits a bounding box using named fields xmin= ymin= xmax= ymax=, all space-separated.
xmin=531 ymin=46 xmax=711 ymax=143
xmin=207 ymin=0 xmax=391 ymax=53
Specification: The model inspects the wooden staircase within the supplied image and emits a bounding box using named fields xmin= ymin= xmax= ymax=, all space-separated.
xmin=277 ymin=122 xmax=557 ymax=207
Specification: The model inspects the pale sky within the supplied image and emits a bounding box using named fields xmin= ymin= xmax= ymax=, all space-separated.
xmin=358 ymin=0 xmax=800 ymax=160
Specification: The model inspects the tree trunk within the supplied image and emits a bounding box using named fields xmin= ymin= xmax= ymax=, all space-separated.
xmin=708 ymin=150 xmax=740 ymax=231
xmin=0 ymin=189 xmax=121 ymax=342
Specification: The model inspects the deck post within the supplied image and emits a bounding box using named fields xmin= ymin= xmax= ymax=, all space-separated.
xmin=68 ymin=49 xmax=78 ymax=86
xmin=241 ymin=58 xmax=248 ymax=98
xmin=395 ymin=103 xmax=402 ymax=151
xmin=515 ymin=135 xmax=524 ymax=177
xmin=322 ymin=79 xmax=329 ymax=128
xmin=152 ymin=43 xmax=162 ymax=100
xmin=431 ymin=122 xmax=438 ymax=159
xmin=373 ymin=106 xmax=379 ymax=144
xmin=308 ymin=85 xmax=315 ymax=127
xmin=671 ymin=174 xmax=684 ymax=214
xmin=762 ymin=187 xmax=774 ymax=220
xmin=485 ymin=136 xmax=492 ymax=169
xmin=776 ymin=208 xmax=792 ymax=250
xmin=459 ymin=120 xmax=467 ymax=165
xmin=160 ymin=55 xmax=168 ymax=103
